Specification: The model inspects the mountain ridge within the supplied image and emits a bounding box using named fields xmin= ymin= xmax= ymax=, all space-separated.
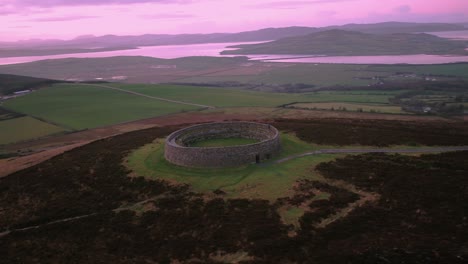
xmin=0 ymin=22 xmax=465 ymax=58
xmin=221 ymin=30 xmax=468 ymax=56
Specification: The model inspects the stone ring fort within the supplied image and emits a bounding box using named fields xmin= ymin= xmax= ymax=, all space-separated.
xmin=164 ymin=122 xmax=281 ymax=168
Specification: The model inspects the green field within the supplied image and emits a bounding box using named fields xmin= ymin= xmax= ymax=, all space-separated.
xmin=172 ymin=63 xmax=394 ymax=87
xmin=252 ymin=64 xmax=391 ymax=86
xmin=162 ymin=63 xmax=468 ymax=88
xmin=0 ymin=116 xmax=66 ymax=144
xmin=0 ymin=82 xmax=400 ymax=144
xmin=1 ymin=82 xmax=399 ymax=144
xmin=291 ymin=102 xmax=405 ymax=114
xmin=0 ymin=57 xmax=467 ymax=88
xmin=253 ymin=63 xmax=468 ymax=87
xmin=115 ymin=84 xmax=293 ymax=107
xmin=4 ymin=84 xmax=200 ymax=130
xmin=370 ymin=64 xmax=468 ymax=79
xmin=113 ymin=84 xmax=394 ymax=106
xmin=190 ymin=138 xmax=259 ymax=147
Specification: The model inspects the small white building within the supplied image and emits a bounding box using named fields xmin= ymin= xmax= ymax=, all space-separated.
xmin=13 ymin=89 xmax=32 ymax=95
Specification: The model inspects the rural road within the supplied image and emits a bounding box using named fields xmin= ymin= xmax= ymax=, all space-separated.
xmin=76 ymin=83 xmax=215 ymax=109
xmin=276 ymin=146 xmax=468 ymax=163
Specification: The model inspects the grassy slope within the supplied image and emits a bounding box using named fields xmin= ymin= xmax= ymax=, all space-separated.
xmin=4 ymin=84 xmax=200 ymax=130
xmin=0 ymin=116 xmax=65 ymax=144
xmin=222 ymin=30 xmax=468 ymax=56
xmin=126 ymin=133 xmax=338 ymax=201
xmin=113 ymin=84 xmax=394 ymax=106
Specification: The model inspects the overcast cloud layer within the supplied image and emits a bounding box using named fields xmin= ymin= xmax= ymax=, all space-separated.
xmin=1 ymin=0 xmax=183 ymax=7
xmin=1 ymin=0 xmax=467 ymax=41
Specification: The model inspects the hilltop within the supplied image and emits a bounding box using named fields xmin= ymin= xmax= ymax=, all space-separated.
xmin=221 ymin=30 xmax=468 ymax=56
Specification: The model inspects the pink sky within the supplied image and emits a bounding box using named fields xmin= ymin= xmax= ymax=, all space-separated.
xmin=1 ymin=0 xmax=467 ymax=41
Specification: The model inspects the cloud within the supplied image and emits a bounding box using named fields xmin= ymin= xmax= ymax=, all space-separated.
xmin=0 ymin=0 xmax=189 ymax=16
xmin=365 ymin=10 xmax=468 ymax=24
xmin=308 ymin=0 xmax=358 ymax=2
xmin=29 ymin=15 xmax=99 ymax=22
xmin=9 ymin=25 xmax=31 ymax=28
xmin=261 ymin=1 xmax=311 ymax=9
xmin=141 ymin=13 xmax=196 ymax=20
xmin=251 ymin=0 xmax=359 ymax=9
xmin=4 ymin=0 xmax=189 ymax=8
xmin=316 ymin=10 xmax=337 ymax=17
xmin=0 ymin=5 xmax=16 ymax=15
xmin=394 ymin=5 xmax=411 ymax=14
xmin=0 ymin=4 xmax=52 ymax=16
xmin=0 ymin=10 xmax=14 ymax=15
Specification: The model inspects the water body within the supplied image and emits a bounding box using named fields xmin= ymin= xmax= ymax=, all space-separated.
xmin=429 ymin=30 xmax=468 ymax=40
xmin=0 ymin=42 xmax=251 ymax=66
xmin=252 ymin=54 xmax=468 ymax=64
xmin=0 ymin=31 xmax=467 ymax=65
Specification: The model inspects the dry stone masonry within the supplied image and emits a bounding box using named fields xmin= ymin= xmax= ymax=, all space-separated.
xmin=165 ymin=122 xmax=281 ymax=168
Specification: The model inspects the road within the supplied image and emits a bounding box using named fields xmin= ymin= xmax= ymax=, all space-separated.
xmin=76 ymin=83 xmax=215 ymax=109
xmin=276 ymin=146 xmax=468 ymax=163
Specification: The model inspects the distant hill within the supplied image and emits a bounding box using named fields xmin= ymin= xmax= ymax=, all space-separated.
xmin=327 ymin=22 xmax=466 ymax=34
xmin=0 ymin=47 xmax=137 ymax=58
xmin=0 ymin=74 xmax=61 ymax=95
xmin=221 ymin=30 xmax=468 ymax=56
xmin=0 ymin=22 xmax=465 ymax=58
xmin=0 ymin=27 xmax=319 ymax=58
xmin=0 ymin=56 xmax=251 ymax=81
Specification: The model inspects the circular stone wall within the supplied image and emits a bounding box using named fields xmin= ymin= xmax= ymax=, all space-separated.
xmin=164 ymin=122 xmax=281 ymax=168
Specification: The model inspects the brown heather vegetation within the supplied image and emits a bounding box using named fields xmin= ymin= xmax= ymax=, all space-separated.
xmin=1 ymin=119 xmax=467 ymax=263
xmin=273 ymin=118 xmax=468 ymax=146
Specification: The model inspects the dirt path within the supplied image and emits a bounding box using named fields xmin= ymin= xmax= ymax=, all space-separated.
xmin=0 ymin=141 xmax=91 ymax=177
xmin=0 ymin=195 xmax=164 ymax=239
xmin=277 ymin=146 xmax=468 ymax=229
xmin=76 ymin=83 xmax=215 ymax=109
xmin=314 ymin=178 xmax=380 ymax=229
xmin=0 ymin=213 xmax=98 ymax=238
xmin=276 ymin=146 xmax=468 ymax=164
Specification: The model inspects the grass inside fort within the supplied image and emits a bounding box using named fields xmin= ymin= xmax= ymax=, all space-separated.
xmin=189 ymin=137 xmax=259 ymax=147
xmin=125 ymin=133 xmax=341 ymax=201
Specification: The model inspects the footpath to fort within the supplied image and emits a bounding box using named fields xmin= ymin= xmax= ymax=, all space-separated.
xmin=276 ymin=146 xmax=468 ymax=164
